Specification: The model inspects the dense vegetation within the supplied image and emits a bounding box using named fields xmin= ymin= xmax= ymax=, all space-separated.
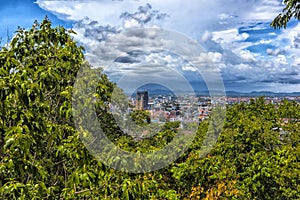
xmin=1 ymin=18 xmax=300 ymax=199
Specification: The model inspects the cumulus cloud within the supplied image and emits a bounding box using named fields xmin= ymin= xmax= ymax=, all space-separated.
xmin=71 ymin=3 xmax=170 ymax=54
xmin=37 ymin=0 xmax=283 ymax=34
xmin=292 ymin=33 xmax=300 ymax=49
xmin=120 ymin=3 xmax=168 ymax=29
xmin=275 ymin=55 xmax=288 ymax=65
xmin=90 ymin=27 xmax=204 ymax=63
xmin=36 ymin=0 xmax=300 ymax=92
xmin=212 ymin=29 xmax=249 ymax=46
xmin=74 ymin=17 xmax=120 ymax=43
xmin=292 ymin=57 xmax=300 ymax=66
xmin=266 ymin=48 xmax=283 ymax=56
xmin=201 ymin=31 xmax=212 ymax=42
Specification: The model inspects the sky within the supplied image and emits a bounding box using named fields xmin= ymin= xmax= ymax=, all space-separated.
xmin=1 ymin=0 xmax=300 ymax=93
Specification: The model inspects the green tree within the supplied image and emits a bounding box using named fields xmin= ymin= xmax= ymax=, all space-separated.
xmin=1 ymin=17 xmax=300 ymax=200
xmin=0 ymin=17 xmax=185 ymax=199
xmin=271 ymin=0 xmax=300 ymax=29
xmin=0 ymin=17 xmax=86 ymax=198
xmin=171 ymin=98 xmax=300 ymax=199
xmin=130 ymin=110 xmax=151 ymax=126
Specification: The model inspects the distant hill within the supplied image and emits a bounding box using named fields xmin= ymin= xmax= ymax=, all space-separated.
xmin=225 ymin=91 xmax=300 ymax=97
xmin=124 ymin=83 xmax=300 ymax=97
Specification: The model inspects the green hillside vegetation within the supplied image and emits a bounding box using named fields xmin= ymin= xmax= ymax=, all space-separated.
xmin=1 ymin=18 xmax=299 ymax=199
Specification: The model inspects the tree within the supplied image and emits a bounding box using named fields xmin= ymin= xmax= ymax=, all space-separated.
xmin=130 ymin=110 xmax=151 ymax=126
xmin=0 ymin=17 xmax=87 ymax=198
xmin=0 ymin=17 xmax=187 ymax=199
xmin=171 ymin=98 xmax=300 ymax=199
xmin=1 ymin=17 xmax=300 ymax=199
xmin=271 ymin=0 xmax=300 ymax=29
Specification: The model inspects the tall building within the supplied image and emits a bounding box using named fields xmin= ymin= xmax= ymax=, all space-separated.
xmin=136 ymin=91 xmax=149 ymax=110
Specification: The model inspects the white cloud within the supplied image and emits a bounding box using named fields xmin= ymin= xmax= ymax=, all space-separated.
xmin=239 ymin=49 xmax=257 ymax=61
xmin=37 ymin=0 xmax=139 ymax=24
xmin=275 ymin=55 xmax=288 ymax=65
xmin=245 ymin=0 xmax=282 ymax=21
xmin=37 ymin=0 xmax=283 ymax=35
xmin=292 ymin=57 xmax=300 ymax=66
xmin=258 ymin=39 xmax=272 ymax=44
xmin=212 ymin=29 xmax=249 ymax=47
xmin=201 ymin=31 xmax=212 ymax=42
xmin=36 ymin=0 xmax=300 ymax=92
xmin=123 ymin=18 xmax=140 ymax=29
xmin=266 ymin=48 xmax=282 ymax=56
xmin=218 ymin=13 xmax=236 ymax=20
xmin=207 ymin=52 xmax=223 ymax=63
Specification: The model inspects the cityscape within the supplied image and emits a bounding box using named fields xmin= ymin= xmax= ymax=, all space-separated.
xmin=1 ymin=0 xmax=300 ymax=199
xmin=110 ymin=89 xmax=300 ymax=124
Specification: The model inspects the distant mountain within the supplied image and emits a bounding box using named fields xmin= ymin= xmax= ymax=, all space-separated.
xmin=128 ymin=83 xmax=175 ymax=97
xmin=225 ymin=91 xmax=300 ymax=97
xmin=124 ymin=83 xmax=300 ymax=97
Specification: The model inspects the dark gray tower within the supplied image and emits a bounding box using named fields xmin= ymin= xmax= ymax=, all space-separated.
xmin=136 ymin=91 xmax=149 ymax=110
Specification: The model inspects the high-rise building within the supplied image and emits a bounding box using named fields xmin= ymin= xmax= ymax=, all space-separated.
xmin=136 ymin=91 xmax=149 ymax=110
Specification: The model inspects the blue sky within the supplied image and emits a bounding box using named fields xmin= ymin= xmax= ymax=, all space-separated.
xmin=1 ymin=0 xmax=300 ymax=93
xmin=0 ymin=0 xmax=72 ymax=43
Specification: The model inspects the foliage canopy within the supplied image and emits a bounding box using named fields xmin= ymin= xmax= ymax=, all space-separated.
xmin=0 ymin=18 xmax=300 ymax=199
xmin=271 ymin=0 xmax=300 ymax=28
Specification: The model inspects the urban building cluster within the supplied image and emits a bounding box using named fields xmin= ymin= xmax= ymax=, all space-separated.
xmin=110 ymin=90 xmax=300 ymax=124
xmin=131 ymin=91 xmax=300 ymax=123
xmin=132 ymin=91 xmax=212 ymax=123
